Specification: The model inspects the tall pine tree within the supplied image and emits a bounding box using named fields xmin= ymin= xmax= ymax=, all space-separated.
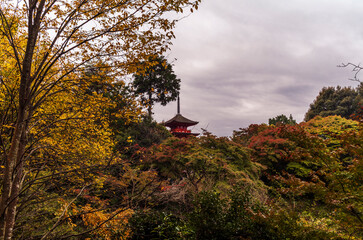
xmin=133 ymin=56 xmax=180 ymax=117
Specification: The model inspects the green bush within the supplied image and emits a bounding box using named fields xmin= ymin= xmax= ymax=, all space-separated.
xmin=128 ymin=211 xmax=190 ymax=240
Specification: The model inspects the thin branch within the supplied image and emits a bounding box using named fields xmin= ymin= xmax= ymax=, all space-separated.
xmin=338 ymin=62 xmax=363 ymax=83
xmin=41 ymin=184 xmax=89 ymax=240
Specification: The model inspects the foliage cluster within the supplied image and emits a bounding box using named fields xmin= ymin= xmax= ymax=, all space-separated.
xmin=305 ymin=84 xmax=362 ymax=121
xmin=269 ymin=114 xmax=297 ymax=126
xmin=125 ymin=115 xmax=362 ymax=240
xmin=133 ymin=56 xmax=181 ymax=117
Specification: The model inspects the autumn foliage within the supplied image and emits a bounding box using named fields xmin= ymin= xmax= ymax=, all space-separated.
xmin=120 ymin=114 xmax=361 ymax=239
xmin=0 ymin=1 xmax=361 ymax=238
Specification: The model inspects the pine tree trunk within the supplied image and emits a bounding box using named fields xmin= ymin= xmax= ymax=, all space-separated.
xmin=148 ymin=91 xmax=152 ymax=118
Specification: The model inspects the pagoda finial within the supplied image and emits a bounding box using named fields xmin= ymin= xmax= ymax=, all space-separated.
xmin=177 ymin=95 xmax=180 ymax=114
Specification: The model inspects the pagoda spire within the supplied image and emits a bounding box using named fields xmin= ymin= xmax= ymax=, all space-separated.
xmin=163 ymin=93 xmax=199 ymax=138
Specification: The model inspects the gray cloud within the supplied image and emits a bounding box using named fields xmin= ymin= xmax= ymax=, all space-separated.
xmin=154 ymin=0 xmax=363 ymax=136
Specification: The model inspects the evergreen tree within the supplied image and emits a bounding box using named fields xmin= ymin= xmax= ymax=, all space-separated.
xmin=269 ymin=114 xmax=297 ymax=125
xmin=304 ymin=84 xmax=362 ymax=121
xmin=133 ymin=56 xmax=180 ymax=117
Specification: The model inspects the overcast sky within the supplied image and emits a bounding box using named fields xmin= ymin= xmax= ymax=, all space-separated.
xmin=153 ymin=0 xmax=363 ymax=137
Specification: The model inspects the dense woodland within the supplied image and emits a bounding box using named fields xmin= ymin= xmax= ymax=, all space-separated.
xmin=0 ymin=0 xmax=362 ymax=239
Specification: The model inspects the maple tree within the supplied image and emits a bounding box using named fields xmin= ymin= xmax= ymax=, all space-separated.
xmin=123 ymin=116 xmax=362 ymax=239
xmin=0 ymin=0 xmax=201 ymax=238
xmin=246 ymin=119 xmax=362 ymax=239
xmin=112 ymin=118 xmax=362 ymax=239
xmin=302 ymin=115 xmax=362 ymax=233
xmin=5 ymin=76 xmax=142 ymax=238
xmin=129 ymin=133 xmax=267 ymax=221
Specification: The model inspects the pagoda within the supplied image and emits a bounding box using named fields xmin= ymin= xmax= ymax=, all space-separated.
xmin=163 ymin=96 xmax=199 ymax=138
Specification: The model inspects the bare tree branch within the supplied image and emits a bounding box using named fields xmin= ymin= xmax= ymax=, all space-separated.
xmin=338 ymin=62 xmax=363 ymax=83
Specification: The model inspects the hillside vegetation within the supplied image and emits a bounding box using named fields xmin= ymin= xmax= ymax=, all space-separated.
xmin=4 ymin=109 xmax=361 ymax=239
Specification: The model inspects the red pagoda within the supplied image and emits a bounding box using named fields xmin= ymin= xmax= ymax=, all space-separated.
xmin=163 ymin=96 xmax=199 ymax=138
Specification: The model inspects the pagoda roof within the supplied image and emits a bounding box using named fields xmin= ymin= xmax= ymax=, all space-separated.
xmin=172 ymin=132 xmax=200 ymax=137
xmin=163 ymin=113 xmax=198 ymax=127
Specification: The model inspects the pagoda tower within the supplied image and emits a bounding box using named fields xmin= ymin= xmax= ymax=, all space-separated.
xmin=163 ymin=96 xmax=199 ymax=138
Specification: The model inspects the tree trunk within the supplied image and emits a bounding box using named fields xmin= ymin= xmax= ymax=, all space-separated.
xmin=0 ymin=4 xmax=39 ymax=236
xmin=0 ymin=106 xmax=29 ymax=239
xmin=0 ymin=2 xmax=44 ymax=237
xmin=148 ymin=91 xmax=152 ymax=118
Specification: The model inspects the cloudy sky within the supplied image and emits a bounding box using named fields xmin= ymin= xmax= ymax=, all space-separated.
xmin=153 ymin=0 xmax=363 ymax=136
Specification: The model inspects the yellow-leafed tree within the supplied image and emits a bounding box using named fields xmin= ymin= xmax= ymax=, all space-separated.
xmin=0 ymin=0 xmax=201 ymax=238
